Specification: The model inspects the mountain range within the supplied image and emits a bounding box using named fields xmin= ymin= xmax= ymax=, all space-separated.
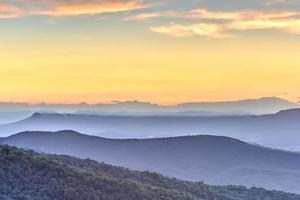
xmin=0 ymin=111 xmax=32 ymax=125
xmin=0 ymin=97 xmax=298 ymax=118
xmin=2 ymin=130 xmax=300 ymax=194
xmin=1 ymin=108 xmax=300 ymax=151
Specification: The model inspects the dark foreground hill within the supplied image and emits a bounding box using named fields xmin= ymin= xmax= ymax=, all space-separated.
xmin=0 ymin=145 xmax=299 ymax=200
xmin=2 ymin=130 xmax=300 ymax=194
xmin=1 ymin=108 xmax=300 ymax=151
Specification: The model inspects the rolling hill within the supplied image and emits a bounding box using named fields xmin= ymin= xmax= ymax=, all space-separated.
xmin=1 ymin=108 xmax=300 ymax=151
xmin=0 ymin=145 xmax=299 ymax=200
xmin=2 ymin=130 xmax=300 ymax=194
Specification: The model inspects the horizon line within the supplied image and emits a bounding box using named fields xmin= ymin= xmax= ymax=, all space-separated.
xmin=0 ymin=96 xmax=298 ymax=107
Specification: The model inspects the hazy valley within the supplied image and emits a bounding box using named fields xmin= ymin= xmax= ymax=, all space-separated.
xmin=1 ymin=107 xmax=300 ymax=151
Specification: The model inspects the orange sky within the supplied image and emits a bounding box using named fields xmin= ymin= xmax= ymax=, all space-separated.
xmin=0 ymin=0 xmax=300 ymax=104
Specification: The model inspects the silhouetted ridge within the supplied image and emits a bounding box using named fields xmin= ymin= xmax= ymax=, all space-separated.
xmin=30 ymin=112 xmax=42 ymax=118
xmin=275 ymin=108 xmax=300 ymax=117
xmin=9 ymin=130 xmax=83 ymax=138
xmin=28 ymin=112 xmax=75 ymax=119
xmin=6 ymin=130 xmax=249 ymax=144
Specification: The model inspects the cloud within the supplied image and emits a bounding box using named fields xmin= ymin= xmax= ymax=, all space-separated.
xmin=2 ymin=0 xmax=300 ymax=39
xmin=128 ymin=8 xmax=299 ymax=21
xmin=33 ymin=0 xmax=149 ymax=17
xmin=228 ymin=19 xmax=300 ymax=34
xmin=126 ymin=12 xmax=163 ymax=21
xmin=125 ymin=11 xmax=178 ymax=21
xmin=151 ymin=9 xmax=300 ymax=38
xmin=0 ymin=4 xmax=20 ymax=19
xmin=189 ymin=9 xmax=299 ymax=20
xmin=151 ymin=23 xmax=232 ymax=39
xmin=0 ymin=0 xmax=149 ymax=18
xmin=264 ymin=0 xmax=296 ymax=5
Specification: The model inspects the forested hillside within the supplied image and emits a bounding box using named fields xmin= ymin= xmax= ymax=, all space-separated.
xmin=0 ymin=145 xmax=299 ymax=200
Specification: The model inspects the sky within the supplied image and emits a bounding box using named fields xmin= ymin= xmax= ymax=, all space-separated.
xmin=0 ymin=0 xmax=300 ymax=104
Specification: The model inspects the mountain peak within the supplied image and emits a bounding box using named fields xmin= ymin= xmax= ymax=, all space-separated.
xmin=276 ymin=108 xmax=300 ymax=116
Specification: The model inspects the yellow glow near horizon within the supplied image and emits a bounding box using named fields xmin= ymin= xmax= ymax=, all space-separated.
xmin=1 ymin=32 xmax=300 ymax=105
xmin=1 ymin=0 xmax=300 ymax=104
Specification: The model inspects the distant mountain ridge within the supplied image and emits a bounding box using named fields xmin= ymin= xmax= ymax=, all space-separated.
xmin=2 ymin=130 xmax=300 ymax=194
xmin=1 ymin=108 xmax=300 ymax=151
xmin=0 ymin=111 xmax=32 ymax=125
xmin=0 ymin=97 xmax=297 ymax=125
xmin=0 ymin=97 xmax=298 ymax=115
xmin=1 ymin=145 xmax=299 ymax=200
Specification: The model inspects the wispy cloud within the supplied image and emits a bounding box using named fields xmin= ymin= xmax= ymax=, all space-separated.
xmin=33 ymin=0 xmax=149 ymax=17
xmin=189 ymin=9 xmax=299 ymax=20
xmin=0 ymin=0 xmax=149 ymax=18
xmin=125 ymin=11 xmax=179 ymax=21
xmin=264 ymin=0 xmax=296 ymax=5
xmin=0 ymin=4 xmax=20 ymax=19
xmin=228 ymin=19 xmax=300 ymax=34
xmin=126 ymin=12 xmax=164 ymax=21
xmin=2 ymin=0 xmax=300 ymax=39
xmin=150 ymin=9 xmax=300 ymax=38
xmin=151 ymin=23 xmax=232 ymax=39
